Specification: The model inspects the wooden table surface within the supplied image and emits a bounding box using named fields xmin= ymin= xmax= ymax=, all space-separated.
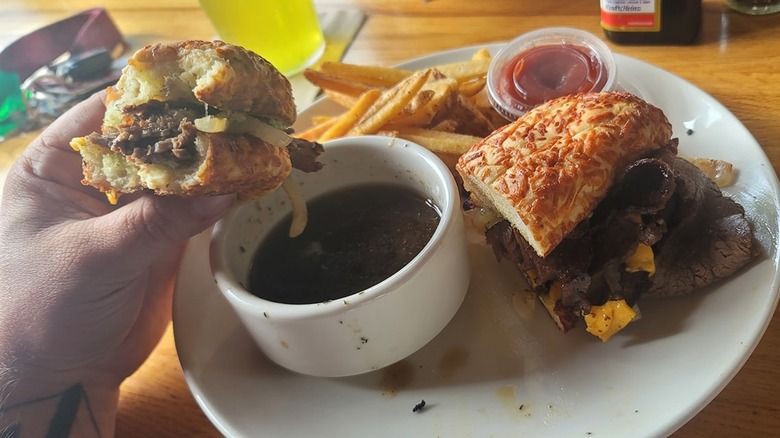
xmin=1 ymin=0 xmax=779 ymax=436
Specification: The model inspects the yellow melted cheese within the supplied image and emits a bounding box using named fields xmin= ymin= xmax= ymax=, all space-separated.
xmin=584 ymin=300 xmax=637 ymax=342
xmin=528 ymin=239 xmax=651 ymax=342
xmin=538 ymin=280 xmax=567 ymax=331
xmin=625 ymin=243 xmax=655 ymax=275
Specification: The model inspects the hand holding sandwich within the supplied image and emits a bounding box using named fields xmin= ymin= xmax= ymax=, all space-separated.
xmin=0 ymin=91 xmax=234 ymax=436
xmin=0 ymin=40 xmax=322 ymax=435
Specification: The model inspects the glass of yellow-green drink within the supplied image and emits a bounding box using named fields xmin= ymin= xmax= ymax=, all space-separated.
xmin=199 ymin=0 xmax=325 ymax=76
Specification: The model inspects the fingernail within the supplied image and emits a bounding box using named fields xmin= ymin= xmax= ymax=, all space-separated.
xmin=191 ymin=195 xmax=235 ymax=219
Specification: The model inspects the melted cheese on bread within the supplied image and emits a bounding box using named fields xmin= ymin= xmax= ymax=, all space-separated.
xmin=457 ymin=91 xmax=673 ymax=257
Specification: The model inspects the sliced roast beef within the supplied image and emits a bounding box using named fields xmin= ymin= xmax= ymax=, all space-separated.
xmin=101 ymin=101 xmax=202 ymax=166
xmin=288 ymin=137 xmax=325 ymax=173
xmin=481 ymin=152 xmax=759 ymax=332
xmin=646 ymin=158 xmax=760 ymax=298
xmin=90 ymin=100 xmax=325 ymax=173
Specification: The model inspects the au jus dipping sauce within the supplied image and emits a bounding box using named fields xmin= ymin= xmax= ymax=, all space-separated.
xmin=248 ymin=183 xmax=441 ymax=304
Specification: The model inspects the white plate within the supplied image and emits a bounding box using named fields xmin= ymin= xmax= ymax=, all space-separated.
xmin=173 ymin=44 xmax=780 ymax=438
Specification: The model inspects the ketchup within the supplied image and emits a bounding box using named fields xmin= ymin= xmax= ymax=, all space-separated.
xmin=487 ymin=28 xmax=616 ymax=121
xmin=501 ymin=44 xmax=608 ymax=110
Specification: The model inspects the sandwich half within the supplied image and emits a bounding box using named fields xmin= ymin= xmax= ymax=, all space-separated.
xmin=457 ymin=91 xmax=759 ymax=341
xmin=71 ymin=40 xmax=323 ymax=204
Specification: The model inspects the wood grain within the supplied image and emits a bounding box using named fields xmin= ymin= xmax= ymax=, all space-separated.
xmin=1 ymin=1 xmax=778 ymax=436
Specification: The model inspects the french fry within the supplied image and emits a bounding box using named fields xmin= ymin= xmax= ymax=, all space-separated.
xmin=397 ymin=128 xmax=482 ymax=155
xmin=376 ymin=129 xmax=400 ymax=137
xmin=430 ymin=119 xmax=459 ymax=133
xmin=469 ymin=86 xmax=492 ymax=109
xmin=312 ymin=50 xmax=489 ymax=91
xmin=471 ymin=47 xmax=492 ymax=61
xmin=296 ymin=117 xmax=338 ymax=141
xmin=311 ymin=115 xmax=335 ymax=125
xmin=302 ymin=69 xmax=373 ymax=98
xmin=458 ymin=76 xmax=487 ymax=97
xmin=347 ymin=69 xmax=434 ymax=136
xmin=318 ymin=62 xmax=412 ymax=88
xmin=319 ymin=89 xmax=383 ymax=141
xmin=400 ymin=89 xmax=436 ymax=116
xmin=469 ymin=88 xmax=509 ymax=132
xmin=388 ymin=76 xmax=458 ymax=128
xmin=433 ymin=58 xmax=491 ymax=83
xmin=437 ymin=92 xmax=497 ymax=137
xmin=298 ymin=47 xmax=507 ymax=165
xmin=324 ymin=89 xmax=360 ymax=109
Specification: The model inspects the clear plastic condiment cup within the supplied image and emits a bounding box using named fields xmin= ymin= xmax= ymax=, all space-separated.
xmin=487 ymin=27 xmax=617 ymax=121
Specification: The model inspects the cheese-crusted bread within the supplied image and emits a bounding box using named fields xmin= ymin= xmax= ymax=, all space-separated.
xmin=456 ymin=91 xmax=674 ymax=257
xmin=71 ymin=132 xmax=291 ymax=203
xmin=71 ymin=40 xmax=305 ymax=204
xmin=104 ymin=40 xmax=296 ymax=129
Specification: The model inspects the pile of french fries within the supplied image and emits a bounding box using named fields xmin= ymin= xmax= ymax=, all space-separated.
xmin=297 ymin=48 xmax=508 ymax=158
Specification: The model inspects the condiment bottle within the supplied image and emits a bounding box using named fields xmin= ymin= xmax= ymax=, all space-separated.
xmin=600 ymin=0 xmax=702 ymax=45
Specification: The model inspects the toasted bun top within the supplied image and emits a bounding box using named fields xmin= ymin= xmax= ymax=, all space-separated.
xmin=456 ymin=91 xmax=674 ymax=257
xmin=104 ymin=40 xmax=295 ymax=128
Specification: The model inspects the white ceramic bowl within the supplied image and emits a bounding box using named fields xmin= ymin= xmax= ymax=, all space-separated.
xmin=210 ymin=135 xmax=471 ymax=377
